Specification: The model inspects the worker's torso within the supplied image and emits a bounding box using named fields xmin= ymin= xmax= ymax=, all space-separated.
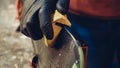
xmin=69 ymin=0 xmax=120 ymax=19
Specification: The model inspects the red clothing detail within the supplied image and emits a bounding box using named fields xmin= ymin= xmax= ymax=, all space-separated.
xmin=69 ymin=0 xmax=120 ymax=19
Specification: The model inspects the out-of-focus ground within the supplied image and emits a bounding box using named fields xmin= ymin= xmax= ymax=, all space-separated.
xmin=0 ymin=0 xmax=33 ymax=68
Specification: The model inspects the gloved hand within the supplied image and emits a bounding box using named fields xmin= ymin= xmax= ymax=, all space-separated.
xmin=20 ymin=0 xmax=70 ymax=40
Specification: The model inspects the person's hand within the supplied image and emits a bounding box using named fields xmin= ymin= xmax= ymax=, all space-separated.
xmin=20 ymin=0 xmax=70 ymax=40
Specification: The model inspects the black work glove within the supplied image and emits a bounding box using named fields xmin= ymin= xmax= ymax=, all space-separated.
xmin=20 ymin=0 xmax=70 ymax=40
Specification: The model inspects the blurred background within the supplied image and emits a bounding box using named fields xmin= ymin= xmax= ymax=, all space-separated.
xmin=0 ymin=0 xmax=33 ymax=68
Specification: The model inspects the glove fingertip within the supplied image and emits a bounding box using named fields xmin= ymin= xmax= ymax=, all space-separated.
xmin=45 ymin=33 xmax=54 ymax=40
xmin=56 ymin=0 xmax=70 ymax=14
xmin=56 ymin=4 xmax=67 ymax=15
xmin=44 ymin=27 xmax=54 ymax=40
